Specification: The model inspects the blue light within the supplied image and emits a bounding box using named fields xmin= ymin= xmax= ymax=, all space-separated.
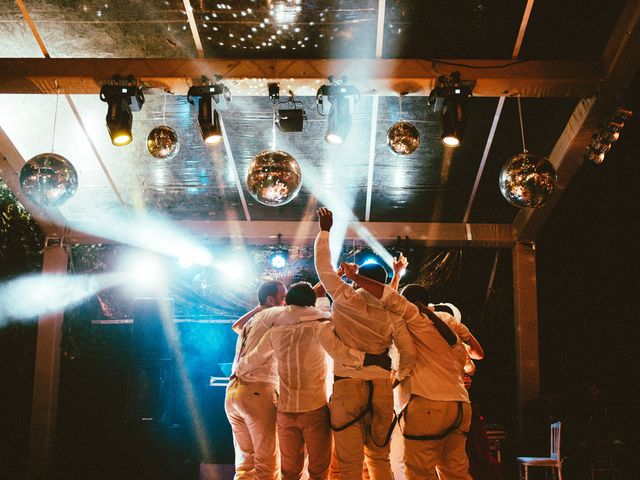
xmin=362 ymin=257 xmax=378 ymax=266
xmin=271 ymin=252 xmax=288 ymax=269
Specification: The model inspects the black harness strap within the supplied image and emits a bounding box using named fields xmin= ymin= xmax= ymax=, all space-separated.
xmin=330 ymin=380 xmax=374 ymax=432
xmin=329 ymin=380 xmax=396 ymax=448
xmin=399 ymin=401 xmax=463 ymax=441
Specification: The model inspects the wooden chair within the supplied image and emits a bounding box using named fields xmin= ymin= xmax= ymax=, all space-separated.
xmin=517 ymin=421 xmax=563 ymax=480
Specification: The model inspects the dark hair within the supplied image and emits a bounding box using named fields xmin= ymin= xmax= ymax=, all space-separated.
xmin=285 ymin=281 xmax=316 ymax=307
xmin=400 ymin=283 xmax=430 ymax=306
xmin=358 ymin=263 xmax=388 ymax=284
xmin=257 ymin=280 xmax=284 ymax=306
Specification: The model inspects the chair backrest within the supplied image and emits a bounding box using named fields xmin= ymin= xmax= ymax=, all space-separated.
xmin=550 ymin=421 xmax=561 ymax=459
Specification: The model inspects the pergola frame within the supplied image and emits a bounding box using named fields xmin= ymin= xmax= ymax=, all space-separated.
xmin=0 ymin=0 xmax=638 ymax=477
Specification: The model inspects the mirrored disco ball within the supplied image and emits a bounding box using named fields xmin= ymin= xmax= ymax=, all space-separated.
xmin=387 ymin=121 xmax=420 ymax=155
xmin=192 ymin=271 xmax=216 ymax=298
xmin=246 ymin=149 xmax=302 ymax=206
xmin=146 ymin=125 xmax=180 ymax=159
xmin=499 ymin=152 xmax=557 ymax=208
xmin=19 ymin=153 xmax=78 ymax=207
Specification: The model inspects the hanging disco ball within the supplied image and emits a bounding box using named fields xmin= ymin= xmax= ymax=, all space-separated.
xmin=191 ymin=271 xmax=217 ymax=298
xmin=499 ymin=152 xmax=557 ymax=208
xmin=246 ymin=149 xmax=302 ymax=206
xmin=387 ymin=121 xmax=420 ymax=156
xmin=19 ymin=153 xmax=78 ymax=207
xmin=146 ymin=125 xmax=180 ymax=159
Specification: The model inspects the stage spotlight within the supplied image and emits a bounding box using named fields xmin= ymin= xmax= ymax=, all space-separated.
xmin=317 ymin=76 xmax=358 ymax=146
xmin=325 ymin=95 xmax=351 ymax=145
xmin=428 ymin=72 xmax=473 ymax=148
xmin=441 ymin=97 xmax=464 ymax=147
xmin=362 ymin=257 xmax=379 ymax=266
xmin=100 ymin=83 xmax=145 ymax=146
xmin=127 ymin=254 xmax=165 ymax=288
xmin=202 ymin=106 xmax=223 ymax=145
xmin=270 ymin=249 xmax=289 ymax=269
xmin=188 ymin=81 xmax=231 ymax=145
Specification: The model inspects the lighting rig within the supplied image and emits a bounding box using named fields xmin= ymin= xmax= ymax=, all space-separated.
xmin=100 ymin=75 xmax=145 ymax=146
xmin=187 ymin=75 xmax=232 ymax=145
xmin=584 ymin=106 xmax=633 ymax=164
xmin=428 ymin=72 xmax=474 ymax=147
xmin=316 ymin=75 xmax=359 ymax=145
xmin=269 ymin=83 xmax=307 ymax=132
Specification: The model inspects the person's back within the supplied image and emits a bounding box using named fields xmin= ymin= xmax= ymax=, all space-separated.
xmin=313 ymin=208 xmax=416 ymax=480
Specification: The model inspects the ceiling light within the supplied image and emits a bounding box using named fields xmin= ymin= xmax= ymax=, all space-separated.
xmin=428 ymin=72 xmax=473 ymax=148
xmin=188 ymin=81 xmax=232 ymax=145
xmin=270 ymin=248 xmax=289 ymax=269
xmin=317 ymin=76 xmax=358 ymax=146
xmin=100 ymin=82 xmax=145 ymax=146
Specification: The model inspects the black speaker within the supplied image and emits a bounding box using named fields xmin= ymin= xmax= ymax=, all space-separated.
xmin=133 ymin=297 xmax=174 ymax=360
xmin=127 ymin=359 xmax=174 ymax=425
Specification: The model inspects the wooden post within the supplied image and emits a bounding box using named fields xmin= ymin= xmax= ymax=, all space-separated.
xmin=512 ymin=241 xmax=540 ymax=439
xmin=27 ymin=239 xmax=69 ymax=480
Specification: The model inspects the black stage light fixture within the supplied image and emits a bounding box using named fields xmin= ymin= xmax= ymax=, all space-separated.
xmin=325 ymin=95 xmax=351 ymax=145
xmin=317 ymin=76 xmax=359 ymax=145
xmin=188 ymin=81 xmax=231 ymax=145
xmin=273 ymin=88 xmax=306 ymax=133
xmin=428 ymin=72 xmax=473 ymax=148
xmin=276 ymin=109 xmax=305 ymax=132
xmin=100 ymin=82 xmax=145 ymax=146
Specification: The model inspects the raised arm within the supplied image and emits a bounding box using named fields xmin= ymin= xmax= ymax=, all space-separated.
xmin=314 ymin=208 xmax=347 ymax=297
xmin=232 ymin=305 xmax=267 ymax=334
xmin=389 ymin=253 xmax=408 ymax=292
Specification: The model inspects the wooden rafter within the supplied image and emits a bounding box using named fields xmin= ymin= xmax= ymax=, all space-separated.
xmin=63 ymin=220 xmax=515 ymax=247
xmin=0 ymin=58 xmax=601 ymax=97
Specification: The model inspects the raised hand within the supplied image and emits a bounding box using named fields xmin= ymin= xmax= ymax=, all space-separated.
xmin=393 ymin=253 xmax=408 ymax=277
xmin=317 ymin=207 xmax=333 ymax=231
xmin=339 ymin=261 xmax=358 ymax=281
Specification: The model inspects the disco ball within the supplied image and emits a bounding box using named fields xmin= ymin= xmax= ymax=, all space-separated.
xmin=246 ymin=149 xmax=302 ymax=206
xmin=387 ymin=121 xmax=420 ymax=155
xmin=19 ymin=153 xmax=78 ymax=207
xmin=499 ymin=152 xmax=557 ymax=208
xmin=192 ymin=271 xmax=216 ymax=298
xmin=146 ymin=125 xmax=180 ymax=159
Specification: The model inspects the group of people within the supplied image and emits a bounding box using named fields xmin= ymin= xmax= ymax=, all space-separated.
xmin=224 ymin=208 xmax=484 ymax=480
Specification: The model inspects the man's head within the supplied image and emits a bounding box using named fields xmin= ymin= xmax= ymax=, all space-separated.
xmin=285 ymin=281 xmax=316 ymax=307
xmin=357 ymin=263 xmax=388 ymax=285
xmin=400 ymin=283 xmax=430 ymax=306
xmin=257 ymin=280 xmax=287 ymax=307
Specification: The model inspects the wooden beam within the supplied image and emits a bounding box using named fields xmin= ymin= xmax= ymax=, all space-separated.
xmin=0 ymin=126 xmax=68 ymax=236
xmin=0 ymin=58 xmax=601 ymax=97
xmin=514 ymin=0 xmax=640 ymax=241
xmin=513 ymin=242 xmax=540 ymax=436
xmin=63 ymin=220 xmax=516 ymax=247
xmin=28 ymin=243 xmax=69 ymax=479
